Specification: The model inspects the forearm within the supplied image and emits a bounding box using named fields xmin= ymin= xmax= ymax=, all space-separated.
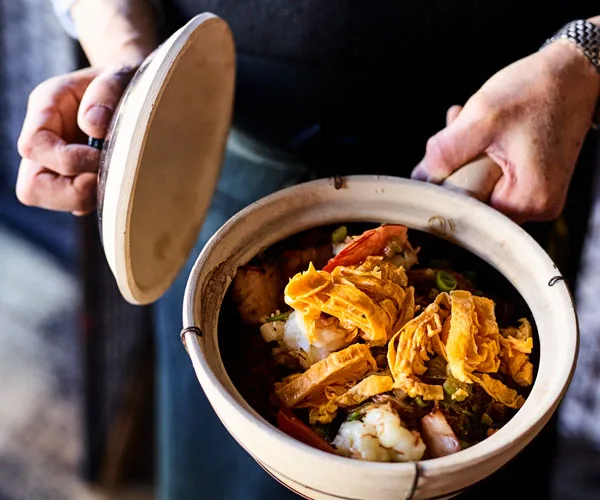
xmin=71 ymin=0 xmax=158 ymax=67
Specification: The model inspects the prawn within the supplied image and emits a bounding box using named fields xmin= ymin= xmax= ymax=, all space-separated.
xmin=332 ymin=403 xmax=426 ymax=462
xmin=323 ymin=224 xmax=408 ymax=272
xmin=420 ymin=410 xmax=462 ymax=458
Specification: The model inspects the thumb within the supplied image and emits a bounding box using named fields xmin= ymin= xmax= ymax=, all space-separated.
xmin=412 ymin=103 xmax=494 ymax=184
xmin=446 ymin=104 xmax=462 ymax=126
xmin=78 ymin=65 xmax=138 ymax=139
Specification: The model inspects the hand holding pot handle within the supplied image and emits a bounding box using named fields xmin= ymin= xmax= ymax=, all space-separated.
xmin=441 ymin=155 xmax=503 ymax=203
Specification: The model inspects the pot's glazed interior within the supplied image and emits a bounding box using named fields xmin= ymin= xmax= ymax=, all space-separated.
xmin=182 ymin=175 xmax=578 ymax=500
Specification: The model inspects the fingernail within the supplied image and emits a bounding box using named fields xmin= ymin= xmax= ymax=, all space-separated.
xmin=84 ymin=105 xmax=112 ymax=128
xmin=411 ymin=161 xmax=428 ymax=181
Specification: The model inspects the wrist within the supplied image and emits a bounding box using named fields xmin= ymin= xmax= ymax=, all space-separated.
xmin=544 ymin=39 xmax=600 ymax=83
xmin=72 ymin=0 xmax=158 ymax=68
xmin=541 ymin=19 xmax=600 ymax=105
xmin=104 ymin=38 xmax=156 ymax=68
xmin=588 ymin=16 xmax=600 ymax=27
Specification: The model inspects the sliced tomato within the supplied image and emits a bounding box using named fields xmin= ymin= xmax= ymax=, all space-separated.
xmin=323 ymin=224 xmax=408 ymax=272
xmin=276 ymin=408 xmax=336 ymax=454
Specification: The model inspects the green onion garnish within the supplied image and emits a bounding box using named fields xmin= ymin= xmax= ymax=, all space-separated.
xmin=415 ymin=396 xmax=429 ymax=408
xmin=481 ymin=413 xmax=493 ymax=427
xmin=443 ymin=375 xmax=470 ymax=401
xmin=263 ymin=310 xmax=292 ymax=323
xmin=443 ymin=377 xmax=459 ymax=396
xmin=347 ymin=410 xmax=362 ymax=421
xmin=331 ymin=226 xmax=348 ymax=244
xmin=436 ymin=270 xmax=458 ymax=292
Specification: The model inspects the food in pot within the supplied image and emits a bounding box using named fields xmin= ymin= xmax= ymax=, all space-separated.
xmin=220 ymin=224 xmax=536 ymax=463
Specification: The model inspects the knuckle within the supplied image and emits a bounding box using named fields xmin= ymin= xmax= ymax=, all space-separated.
xmin=74 ymin=185 xmax=93 ymax=205
xmin=56 ymin=144 xmax=73 ymax=174
xmin=530 ymin=192 xmax=550 ymax=214
xmin=425 ymin=134 xmax=442 ymax=160
xmin=71 ymin=199 xmax=89 ymax=213
xmin=526 ymin=191 xmax=561 ymax=220
xmin=27 ymin=85 xmax=43 ymax=105
xmin=469 ymin=94 xmax=493 ymax=115
xmin=105 ymin=64 xmax=137 ymax=87
xmin=28 ymin=79 xmax=53 ymax=103
xmin=17 ymin=134 xmax=33 ymax=158
xmin=28 ymin=75 xmax=65 ymax=106
xmin=545 ymin=205 xmax=563 ymax=220
xmin=15 ymin=177 xmax=37 ymax=207
xmin=88 ymin=72 xmax=128 ymax=104
xmin=72 ymin=174 xmax=98 ymax=211
xmin=425 ymin=132 xmax=454 ymax=168
xmin=537 ymin=199 xmax=562 ymax=220
xmin=467 ymin=91 xmax=503 ymax=126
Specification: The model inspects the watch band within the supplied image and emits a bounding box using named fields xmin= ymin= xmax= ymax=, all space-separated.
xmin=542 ymin=19 xmax=600 ymax=74
xmin=542 ymin=20 xmax=600 ymax=129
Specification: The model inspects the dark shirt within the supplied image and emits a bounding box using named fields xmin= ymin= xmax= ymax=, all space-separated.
xmin=161 ymin=1 xmax=596 ymax=174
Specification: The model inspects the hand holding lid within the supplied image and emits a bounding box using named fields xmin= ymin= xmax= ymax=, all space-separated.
xmin=99 ymin=13 xmax=236 ymax=305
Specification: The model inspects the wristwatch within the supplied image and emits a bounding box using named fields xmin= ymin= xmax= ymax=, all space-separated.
xmin=541 ymin=19 xmax=600 ymax=129
xmin=542 ymin=19 xmax=600 ymax=73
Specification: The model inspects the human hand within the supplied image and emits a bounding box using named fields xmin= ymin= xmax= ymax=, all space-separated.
xmin=411 ymin=40 xmax=600 ymax=224
xmin=16 ymin=65 xmax=137 ymax=215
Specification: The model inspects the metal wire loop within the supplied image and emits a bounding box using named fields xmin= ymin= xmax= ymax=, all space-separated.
xmin=404 ymin=462 xmax=421 ymax=500
xmin=548 ymin=275 xmax=566 ymax=287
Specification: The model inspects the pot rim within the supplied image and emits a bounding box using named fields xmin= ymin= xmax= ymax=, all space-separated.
xmin=182 ymin=174 xmax=579 ymax=473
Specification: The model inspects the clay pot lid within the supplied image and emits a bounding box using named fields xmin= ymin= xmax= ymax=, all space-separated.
xmin=97 ymin=13 xmax=235 ymax=305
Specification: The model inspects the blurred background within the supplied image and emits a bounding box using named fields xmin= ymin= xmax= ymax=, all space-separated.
xmin=0 ymin=1 xmax=153 ymax=499
xmin=0 ymin=2 xmax=599 ymax=500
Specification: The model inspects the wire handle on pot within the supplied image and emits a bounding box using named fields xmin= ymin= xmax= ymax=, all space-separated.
xmin=441 ymin=155 xmax=503 ymax=203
